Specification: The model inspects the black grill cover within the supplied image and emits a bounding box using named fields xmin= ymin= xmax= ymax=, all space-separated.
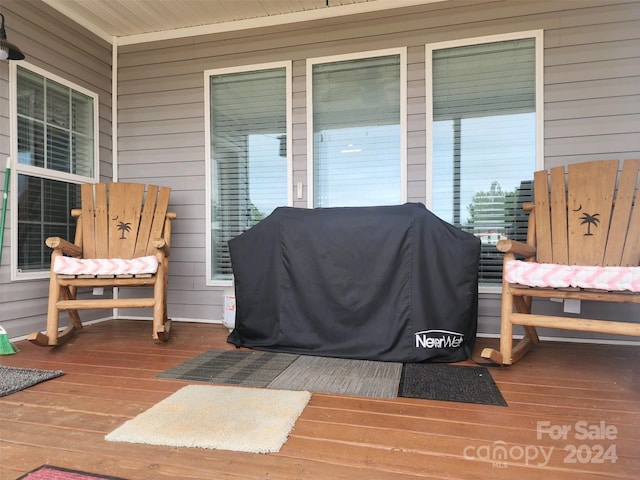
xmin=227 ymin=203 xmax=480 ymax=363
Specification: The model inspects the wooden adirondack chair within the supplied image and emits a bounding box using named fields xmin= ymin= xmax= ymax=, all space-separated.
xmin=28 ymin=182 xmax=176 ymax=346
xmin=481 ymin=159 xmax=640 ymax=365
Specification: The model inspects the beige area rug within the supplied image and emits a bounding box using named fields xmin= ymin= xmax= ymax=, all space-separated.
xmin=105 ymin=385 xmax=311 ymax=454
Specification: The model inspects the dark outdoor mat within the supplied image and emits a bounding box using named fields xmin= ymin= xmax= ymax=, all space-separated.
xmin=157 ymin=349 xmax=402 ymax=398
xmin=0 ymin=366 xmax=65 ymax=397
xmin=398 ymin=363 xmax=507 ymax=406
xmin=17 ymin=465 xmax=127 ymax=479
xmin=156 ymin=349 xmax=299 ymax=387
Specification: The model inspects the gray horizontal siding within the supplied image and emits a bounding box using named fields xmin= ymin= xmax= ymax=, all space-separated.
xmin=543 ymin=1 xmax=639 ymax=168
xmin=2 ymin=0 xmax=638 ymax=340
xmin=0 ymin=1 xmax=112 ymax=338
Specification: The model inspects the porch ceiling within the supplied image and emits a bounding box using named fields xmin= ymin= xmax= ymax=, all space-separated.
xmin=41 ymin=0 xmax=448 ymax=44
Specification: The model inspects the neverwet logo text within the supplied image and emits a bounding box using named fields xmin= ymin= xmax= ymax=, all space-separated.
xmin=414 ymin=329 xmax=464 ymax=349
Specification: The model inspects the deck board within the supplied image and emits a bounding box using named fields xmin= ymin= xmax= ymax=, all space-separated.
xmin=1 ymin=320 xmax=638 ymax=479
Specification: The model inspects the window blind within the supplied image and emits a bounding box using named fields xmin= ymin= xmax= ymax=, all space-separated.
xmin=209 ymin=67 xmax=287 ymax=281
xmin=431 ymin=38 xmax=536 ymax=285
xmin=17 ymin=67 xmax=94 ymax=176
xmin=312 ymin=55 xmax=401 ymax=207
xmin=17 ymin=175 xmax=80 ymax=271
xmin=15 ymin=66 xmax=95 ymax=272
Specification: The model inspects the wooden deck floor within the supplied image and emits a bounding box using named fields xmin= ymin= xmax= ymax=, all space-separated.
xmin=1 ymin=320 xmax=638 ymax=480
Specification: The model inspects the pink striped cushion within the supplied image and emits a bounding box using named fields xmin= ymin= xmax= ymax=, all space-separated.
xmin=504 ymin=260 xmax=640 ymax=293
xmin=53 ymin=255 xmax=159 ymax=276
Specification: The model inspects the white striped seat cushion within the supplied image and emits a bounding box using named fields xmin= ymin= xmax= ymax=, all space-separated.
xmin=504 ymin=260 xmax=640 ymax=293
xmin=53 ymin=255 xmax=159 ymax=276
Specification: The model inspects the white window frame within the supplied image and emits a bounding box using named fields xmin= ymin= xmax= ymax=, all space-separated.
xmin=10 ymin=62 xmax=100 ymax=281
xmin=306 ymin=48 xmax=408 ymax=208
xmin=425 ymin=31 xmax=544 ymax=294
xmin=204 ymin=61 xmax=293 ymax=287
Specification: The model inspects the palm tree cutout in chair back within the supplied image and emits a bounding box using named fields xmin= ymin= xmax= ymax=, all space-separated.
xmin=577 ymin=207 xmax=600 ymax=237
xmin=115 ymin=217 xmax=132 ymax=239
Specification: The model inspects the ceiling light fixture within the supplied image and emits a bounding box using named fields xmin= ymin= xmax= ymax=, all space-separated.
xmin=0 ymin=13 xmax=25 ymax=61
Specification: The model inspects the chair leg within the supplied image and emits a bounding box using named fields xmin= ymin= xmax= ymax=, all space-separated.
xmin=64 ymin=286 xmax=83 ymax=331
xmin=482 ymin=281 xmax=512 ymax=364
xmin=152 ymin=260 xmax=171 ymax=342
xmin=158 ymin=282 xmax=171 ymax=342
xmin=485 ymin=293 xmax=537 ymax=365
xmin=29 ymin=272 xmax=67 ymax=346
xmin=506 ymin=287 xmax=539 ymax=363
xmin=45 ymin=275 xmax=62 ymax=344
xmin=482 ymin=272 xmax=527 ymax=365
xmin=29 ymin=267 xmax=83 ymax=347
xmin=509 ymin=327 xmax=536 ymax=363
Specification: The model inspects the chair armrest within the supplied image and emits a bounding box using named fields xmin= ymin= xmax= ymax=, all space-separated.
xmin=45 ymin=237 xmax=82 ymax=257
xmin=152 ymin=238 xmax=170 ymax=257
xmin=152 ymin=212 xmax=176 ymax=257
xmin=496 ymin=239 xmax=536 ymax=259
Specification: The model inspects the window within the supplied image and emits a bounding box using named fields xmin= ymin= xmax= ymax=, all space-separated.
xmin=427 ymin=32 xmax=542 ymax=286
xmin=12 ymin=64 xmax=98 ymax=277
xmin=308 ymin=50 xmax=406 ymax=207
xmin=205 ymin=63 xmax=291 ymax=284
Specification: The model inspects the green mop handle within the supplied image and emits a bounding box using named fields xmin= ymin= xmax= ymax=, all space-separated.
xmin=0 ymin=157 xmax=10 ymax=266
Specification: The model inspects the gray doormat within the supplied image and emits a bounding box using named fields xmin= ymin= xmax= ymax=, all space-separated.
xmin=157 ymin=349 xmax=402 ymax=399
xmin=269 ymin=355 xmax=402 ymax=399
xmin=156 ymin=349 xmax=299 ymax=387
xmin=0 ymin=366 xmax=65 ymax=397
xmin=398 ymin=363 xmax=507 ymax=406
